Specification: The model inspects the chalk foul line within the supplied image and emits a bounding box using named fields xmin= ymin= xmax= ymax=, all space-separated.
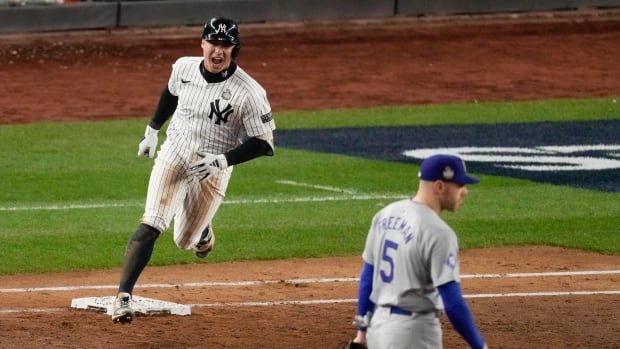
xmin=275 ymin=180 xmax=359 ymax=194
xmin=0 ymin=194 xmax=404 ymax=212
xmin=1 ymin=270 xmax=619 ymax=293
xmin=1 ymin=179 xmax=398 ymax=212
xmin=2 ymin=290 xmax=619 ymax=314
xmin=191 ymin=290 xmax=620 ymax=308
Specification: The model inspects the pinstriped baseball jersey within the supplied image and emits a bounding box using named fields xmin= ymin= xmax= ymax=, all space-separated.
xmin=112 ymin=17 xmax=273 ymax=326
xmin=166 ymin=56 xmax=275 ymax=155
xmin=362 ymin=199 xmax=460 ymax=313
xmin=140 ymin=57 xmax=275 ymax=249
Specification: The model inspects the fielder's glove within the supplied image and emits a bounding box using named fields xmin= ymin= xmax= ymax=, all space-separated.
xmin=137 ymin=125 xmax=159 ymax=158
xmin=343 ymin=340 xmax=367 ymax=349
xmin=188 ymin=152 xmax=228 ymax=181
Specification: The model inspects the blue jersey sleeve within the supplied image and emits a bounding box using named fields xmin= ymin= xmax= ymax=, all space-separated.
xmin=357 ymin=262 xmax=375 ymax=332
xmin=438 ymin=281 xmax=485 ymax=349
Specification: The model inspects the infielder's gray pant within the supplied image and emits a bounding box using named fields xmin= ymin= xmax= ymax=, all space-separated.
xmin=367 ymin=306 xmax=442 ymax=349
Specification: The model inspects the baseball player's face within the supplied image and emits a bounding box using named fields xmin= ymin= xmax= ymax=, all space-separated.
xmin=438 ymin=181 xmax=469 ymax=212
xmin=201 ymin=40 xmax=235 ymax=73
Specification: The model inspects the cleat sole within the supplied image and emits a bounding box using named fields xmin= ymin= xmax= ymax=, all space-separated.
xmin=112 ymin=314 xmax=134 ymax=324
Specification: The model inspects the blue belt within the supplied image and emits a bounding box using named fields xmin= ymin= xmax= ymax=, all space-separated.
xmin=389 ymin=306 xmax=412 ymax=316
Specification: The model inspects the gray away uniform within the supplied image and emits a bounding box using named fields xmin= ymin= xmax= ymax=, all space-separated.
xmin=363 ymin=198 xmax=460 ymax=349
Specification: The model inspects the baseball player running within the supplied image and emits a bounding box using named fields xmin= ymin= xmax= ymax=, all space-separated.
xmin=112 ymin=16 xmax=275 ymax=324
xmin=349 ymin=154 xmax=488 ymax=349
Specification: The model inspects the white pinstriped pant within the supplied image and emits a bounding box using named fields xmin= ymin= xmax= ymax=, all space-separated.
xmin=140 ymin=146 xmax=232 ymax=250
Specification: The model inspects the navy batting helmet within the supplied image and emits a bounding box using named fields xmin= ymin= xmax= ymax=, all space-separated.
xmin=202 ymin=17 xmax=241 ymax=59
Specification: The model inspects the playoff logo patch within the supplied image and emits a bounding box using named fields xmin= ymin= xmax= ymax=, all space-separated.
xmin=446 ymin=252 xmax=457 ymax=269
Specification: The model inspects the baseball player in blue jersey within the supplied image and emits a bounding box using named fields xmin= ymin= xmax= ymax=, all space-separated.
xmin=348 ymin=154 xmax=488 ymax=349
xmin=111 ymin=16 xmax=275 ymax=324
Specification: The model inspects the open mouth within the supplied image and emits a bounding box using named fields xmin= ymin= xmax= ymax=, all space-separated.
xmin=212 ymin=57 xmax=224 ymax=65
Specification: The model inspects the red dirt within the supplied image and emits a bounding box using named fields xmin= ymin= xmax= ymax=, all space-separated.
xmin=1 ymin=11 xmax=619 ymax=349
xmin=1 ymin=247 xmax=619 ymax=348
xmin=1 ymin=12 xmax=620 ymax=124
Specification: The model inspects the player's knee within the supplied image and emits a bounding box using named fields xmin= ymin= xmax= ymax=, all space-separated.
xmin=131 ymin=223 xmax=161 ymax=242
xmin=140 ymin=216 xmax=167 ymax=234
xmin=173 ymin=236 xmax=193 ymax=250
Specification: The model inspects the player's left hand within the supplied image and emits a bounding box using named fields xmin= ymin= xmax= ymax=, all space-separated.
xmin=188 ymin=152 xmax=228 ymax=181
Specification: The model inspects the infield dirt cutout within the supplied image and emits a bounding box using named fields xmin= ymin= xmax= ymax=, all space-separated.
xmin=1 ymin=247 xmax=619 ymax=348
xmin=1 ymin=12 xmax=619 ymax=348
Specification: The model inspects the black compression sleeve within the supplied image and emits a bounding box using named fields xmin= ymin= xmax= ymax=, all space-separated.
xmin=149 ymin=86 xmax=178 ymax=130
xmin=224 ymin=137 xmax=273 ymax=166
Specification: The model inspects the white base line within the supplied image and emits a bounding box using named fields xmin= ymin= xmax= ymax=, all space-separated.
xmin=191 ymin=290 xmax=620 ymax=308
xmin=0 ymin=307 xmax=66 ymax=314
xmin=465 ymin=290 xmax=620 ymax=298
xmin=2 ymin=290 xmax=619 ymax=314
xmin=0 ymin=194 xmax=404 ymax=212
xmin=461 ymin=269 xmax=620 ymax=279
xmin=1 ymin=270 xmax=619 ymax=294
xmin=275 ymin=180 xmax=359 ymax=194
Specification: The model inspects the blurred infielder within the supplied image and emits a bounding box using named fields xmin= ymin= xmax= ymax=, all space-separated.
xmin=347 ymin=154 xmax=488 ymax=349
xmin=112 ymin=16 xmax=275 ymax=324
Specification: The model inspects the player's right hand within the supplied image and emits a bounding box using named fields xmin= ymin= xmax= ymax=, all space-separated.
xmin=137 ymin=125 xmax=159 ymax=158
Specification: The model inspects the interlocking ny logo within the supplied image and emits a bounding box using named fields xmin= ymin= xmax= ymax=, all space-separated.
xmin=216 ymin=23 xmax=227 ymax=33
xmin=207 ymin=99 xmax=233 ymax=125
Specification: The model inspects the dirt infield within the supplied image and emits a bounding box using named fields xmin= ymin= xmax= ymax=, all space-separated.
xmin=1 ymin=11 xmax=620 ymax=124
xmin=1 ymin=12 xmax=620 ymax=348
xmin=1 ymin=247 xmax=619 ymax=348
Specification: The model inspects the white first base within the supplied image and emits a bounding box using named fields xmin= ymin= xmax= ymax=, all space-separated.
xmin=71 ymin=296 xmax=191 ymax=316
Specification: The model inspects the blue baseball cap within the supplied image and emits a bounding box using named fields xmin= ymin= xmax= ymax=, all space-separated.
xmin=418 ymin=154 xmax=479 ymax=185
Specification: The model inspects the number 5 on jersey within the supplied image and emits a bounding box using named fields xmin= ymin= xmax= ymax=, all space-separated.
xmin=380 ymin=239 xmax=399 ymax=283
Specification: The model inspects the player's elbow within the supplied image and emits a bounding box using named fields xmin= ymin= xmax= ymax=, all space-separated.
xmin=264 ymin=143 xmax=274 ymax=156
xmin=256 ymin=137 xmax=274 ymax=156
xmin=254 ymin=133 xmax=274 ymax=156
xmin=438 ymin=281 xmax=465 ymax=309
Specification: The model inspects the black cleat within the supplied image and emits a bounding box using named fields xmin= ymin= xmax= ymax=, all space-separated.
xmin=193 ymin=225 xmax=215 ymax=258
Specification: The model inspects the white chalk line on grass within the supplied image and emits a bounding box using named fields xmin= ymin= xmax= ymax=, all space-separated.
xmin=0 ymin=202 xmax=137 ymax=211
xmin=1 ymin=179 xmax=394 ymax=212
xmin=2 ymin=290 xmax=620 ymax=314
xmin=0 ymin=194 xmax=403 ymax=212
xmin=1 ymin=270 xmax=619 ymax=294
xmin=275 ymin=180 xmax=359 ymax=194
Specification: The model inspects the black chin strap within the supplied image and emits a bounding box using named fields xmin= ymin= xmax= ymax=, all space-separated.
xmin=199 ymin=61 xmax=237 ymax=83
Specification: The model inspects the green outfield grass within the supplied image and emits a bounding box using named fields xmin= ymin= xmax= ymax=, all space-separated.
xmin=0 ymin=97 xmax=619 ymax=274
xmin=275 ymin=97 xmax=620 ymax=129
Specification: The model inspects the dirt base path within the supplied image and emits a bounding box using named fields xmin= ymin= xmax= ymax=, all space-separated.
xmin=1 ymin=246 xmax=619 ymax=348
xmin=1 ymin=11 xmax=620 ymax=349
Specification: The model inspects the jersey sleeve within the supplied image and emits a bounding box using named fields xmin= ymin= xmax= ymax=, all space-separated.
xmin=362 ymin=213 xmax=380 ymax=265
xmin=428 ymin=228 xmax=460 ymax=287
xmin=167 ymin=58 xmax=184 ymax=97
xmin=438 ymin=281 xmax=486 ymax=349
xmin=240 ymin=86 xmax=276 ymax=137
